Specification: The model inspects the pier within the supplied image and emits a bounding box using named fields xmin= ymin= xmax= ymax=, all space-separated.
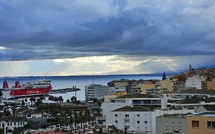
xmin=49 ymin=87 xmax=81 ymax=94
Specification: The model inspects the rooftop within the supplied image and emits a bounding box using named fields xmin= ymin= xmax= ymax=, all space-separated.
xmin=189 ymin=112 xmax=215 ymax=117
xmin=198 ymin=105 xmax=215 ymax=111
xmin=113 ymin=106 xmax=152 ymax=112
xmin=117 ymin=93 xmax=154 ymax=99
xmin=0 ymin=117 xmax=27 ymax=122
xmin=157 ymin=113 xmax=191 ymax=119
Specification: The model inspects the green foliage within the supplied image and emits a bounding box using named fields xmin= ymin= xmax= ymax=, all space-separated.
xmin=13 ymin=128 xmax=22 ymax=134
xmin=48 ymin=95 xmax=64 ymax=103
xmin=4 ymin=109 xmax=11 ymax=117
xmin=26 ymin=131 xmax=31 ymax=134
xmin=0 ymin=128 xmax=3 ymax=134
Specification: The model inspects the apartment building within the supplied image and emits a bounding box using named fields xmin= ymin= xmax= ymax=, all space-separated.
xmin=187 ymin=112 xmax=215 ymax=134
xmin=156 ymin=114 xmax=189 ymax=134
xmin=101 ymin=94 xmax=195 ymax=134
xmin=0 ymin=117 xmax=27 ymax=133
xmin=160 ymin=79 xmax=176 ymax=92
xmin=85 ymin=84 xmax=111 ymax=100
xmin=185 ymin=75 xmax=206 ymax=90
xmin=107 ymin=79 xmax=130 ymax=89
xmin=111 ymin=106 xmax=153 ymax=134
xmin=141 ymin=81 xmax=157 ymax=94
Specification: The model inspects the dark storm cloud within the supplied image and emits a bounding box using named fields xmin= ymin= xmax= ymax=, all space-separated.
xmin=1 ymin=0 xmax=215 ymax=61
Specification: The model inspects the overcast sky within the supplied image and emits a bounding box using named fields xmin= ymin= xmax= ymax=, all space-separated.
xmin=1 ymin=0 xmax=215 ymax=76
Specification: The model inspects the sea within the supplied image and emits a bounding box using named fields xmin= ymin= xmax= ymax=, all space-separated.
xmin=0 ymin=74 xmax=162 ymax=101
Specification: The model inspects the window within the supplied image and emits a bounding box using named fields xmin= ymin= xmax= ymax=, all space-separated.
xmin=115 ymin=114 xmax=118 ymax=117
xmin=115 ymin=120 xmax=118 ymax=123
xmin=145 ymin=121 xmax=147 ymax=124
xmin=137 ymin=121 xmax=140 ymax=123
xmin=166 ymin=122 xmax=169 ymax=127
xmin=192 ymin=121 xmax=199 ymax=128
xmin=172 ymin=122 xmax=175 ymax=127
xmin=137 ymin=114 xmax=140 ymax=117
xmin=125 ymin=114 xmax=129 ymax=117
xmin=208 ymin=121 xmax=215 ymax=128
xmin=166 ymin=129 xmax=169 ymax=133
xmin=178 ymin=122 xmax=181 ymax=127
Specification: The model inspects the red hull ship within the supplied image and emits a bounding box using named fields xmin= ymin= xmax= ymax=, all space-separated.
xmin=2 ymin=79 xmax=52 ymax=98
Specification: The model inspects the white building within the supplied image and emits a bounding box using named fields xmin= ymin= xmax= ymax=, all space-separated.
xmin=185 ymin=75 xmax=205 ymax=89
xmin=85 ymin=84 xmax=112 ymax=100
xmin=104 ymin=105 xmax=194 ymax=134
xmin=101 ymin=94 xmax=195 ymax=134
xmin=0 ymin=117 xmax=27 ymax=134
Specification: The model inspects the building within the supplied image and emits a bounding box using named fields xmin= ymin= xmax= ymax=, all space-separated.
xmin=141 ymin=81 xmax=157 ymax=94
xmin=186 ymin=112 xmax=215 ymax=134
xmin=160 ymin=79 xmax=176 ymax=92
xmin=110 ymin=106 xmax=153 ymax=134
xmin=101 ymin=94 xmax=195 ymax=134
xmin=185 ymin=75 xmax=206 ymax=90
xmin=85 ymin=84 xmax=111 ymax=101
xmin=206 ymin=81 xmax=215 ymax=90
xmin=156 ymin=114 xmax=189 ymax=134
xmin=0 ymin=117 xmax=27 ymax=133
xmin=130 ymin=81 xmax=142 ymax=94
xmin=107 ymin=79 xmax=130 ymax=89
xmin=26 ymin=111 xmax=47 ymax=123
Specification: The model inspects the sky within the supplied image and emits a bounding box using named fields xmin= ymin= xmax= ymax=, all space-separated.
xmin=1 ymin=0 xmax=215 ymax=76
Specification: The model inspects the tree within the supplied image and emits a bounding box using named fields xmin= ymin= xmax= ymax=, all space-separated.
xmin=58 ymin=96 xmax=63 ymax=103
xmin=162 ymin=72 xmax=167 ymax=80
xmin=4 ymin=109 xmax=11 ymax=117
xmin=13 ymin=128 xmax=22 ymax=134
xmin=0 ymin=128 xmax=3 ymax=134
xmin=66 ymin=99 xmax=70 ymax=103
xmin=71 ymin=96 xmax=76 ymax=103
xmin=11 ymin=107 xmax=16 ymax=117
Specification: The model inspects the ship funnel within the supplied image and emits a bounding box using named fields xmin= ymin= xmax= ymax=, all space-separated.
xmin=3 ymin=81 xmax=9 ymax=88
xmin=15 ymin=81 xmax=21 ymax=88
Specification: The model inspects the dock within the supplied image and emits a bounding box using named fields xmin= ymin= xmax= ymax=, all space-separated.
xmin=49 ymin=87 xmax=81 ymax=94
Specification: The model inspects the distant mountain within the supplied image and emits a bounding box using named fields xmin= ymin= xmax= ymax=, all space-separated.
xmin=107 ymin=60 xmax=184 ymax=75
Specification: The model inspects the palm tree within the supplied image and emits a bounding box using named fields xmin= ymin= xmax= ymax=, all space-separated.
xmin=11 ymin=107 xmax=16 ymax=117
xmin=58 ymin=96 xmax=63 ymax=103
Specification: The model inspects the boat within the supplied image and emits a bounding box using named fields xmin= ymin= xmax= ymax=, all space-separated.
xmin=1 ymin=79 xmax=52 ymax=98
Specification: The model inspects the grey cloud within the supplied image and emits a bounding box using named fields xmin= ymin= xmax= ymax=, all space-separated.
xmin=1 ymin=0 xmax=215 ymax=61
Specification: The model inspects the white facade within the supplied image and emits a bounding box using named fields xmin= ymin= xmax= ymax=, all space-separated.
xmin=0 ymin=117 xmax=27 ymax=134
xmin=111 ymin=109 xmax=153 ymax=133
xmin=101 ymin=95 xmax=195 ymax=134
xmin=104 ymin=106 xmax=194 ymax=134
xmin=185 ymin=75 xmax=205 ymax=89
xmin=85 ymin=84 xmax=111 ymax=100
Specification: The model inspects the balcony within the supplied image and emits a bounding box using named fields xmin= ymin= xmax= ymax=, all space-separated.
xmin=124 ymin=117 xmax=130 ymax=121
xmin=124 ymin=122 xmax=130 ymax=127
